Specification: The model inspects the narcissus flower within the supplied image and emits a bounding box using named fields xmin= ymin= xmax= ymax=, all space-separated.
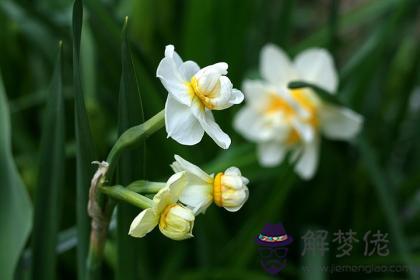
xmin=129 ymin=172 xmax=195 ymax=240
xmin=171 ymin=155 xmax=249 ymax=213
xmin=157 ymin=45 xmax=244 ymax=149
xmin=234 ymin=44 xmax=363 ymax=179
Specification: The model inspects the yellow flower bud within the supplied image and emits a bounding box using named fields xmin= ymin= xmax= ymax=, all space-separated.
xmin=213 ymin=167 xmax=249 ymax=212
xmin=159 ymin=203 xmax=195 ymax=240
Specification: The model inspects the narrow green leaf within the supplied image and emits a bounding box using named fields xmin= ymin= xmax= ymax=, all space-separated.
xmin=31 ymin=42 xmax=65 ymax=280
xmin=358 ymin=137 xmax=417 ymax=280
xmin=0 ymin=71 xmax=33 ymax=280
xmin=116 ymin=17 xmax=147 ymax=280
xmin=72 ymin=0 xmax=97 ymax=278
xmin=0 ymin=1 xmax=56 ymax=61
xmin=275 ymin=0 xmax=295 ymax=47
xmin=327 ymin=0 xmax=339 ymax=59
xmin=301 ymin=235 xmax=326 ymax=280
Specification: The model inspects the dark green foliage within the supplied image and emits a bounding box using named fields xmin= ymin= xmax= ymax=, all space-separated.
xmin=31 ymin=43 xmax=65 ymax=280
xmin=0 ymin=0 xmax=419 ymax=279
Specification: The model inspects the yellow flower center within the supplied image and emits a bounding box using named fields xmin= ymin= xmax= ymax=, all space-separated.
xmin=265 ymin=89 xmax=319 ymax=145
xmin=159 ymin=204 xmax=176 ymax=229
xmin=213 ymin=172 xmax=224 ymax=207
xmin=186 ymin=77 xmax=219 ymax=110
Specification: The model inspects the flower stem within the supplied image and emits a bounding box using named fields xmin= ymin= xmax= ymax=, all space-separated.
xmin=86 ymin=110 xmax=165 ymax=280
xmin=99 ymin=186 xmax=153 ymax=209
xmin=127 ymin=180 xmax=166 ymax=193
xmin=106 ymin=109 xmax=165 ymax=178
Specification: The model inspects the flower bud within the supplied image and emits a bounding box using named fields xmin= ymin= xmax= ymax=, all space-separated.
xmin=159 ymin=203 xmax=195 ymax=240
xmin=213 ymin=167 xmax=249 ymax=212
xmin=190 ymin=63 xmax=243 ymax=110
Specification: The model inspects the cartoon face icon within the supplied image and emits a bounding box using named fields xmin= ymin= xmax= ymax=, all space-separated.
xmin=256 ymin=223 xmax=293 ymax=275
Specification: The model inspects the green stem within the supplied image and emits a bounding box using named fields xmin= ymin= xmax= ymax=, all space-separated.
xmin=127 ymin=180 xmax=166 ymax=193
xmin=106 ymin=109 xmax=165 ymax=179
xmin=99 ymin=186 xmax=153 ymax=209
xmin=86 ymin=110 xmax=165 ymax=279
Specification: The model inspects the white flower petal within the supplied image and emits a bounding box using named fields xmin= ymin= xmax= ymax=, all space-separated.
xmin=224 ymin=166 xmax=241 ymax=176
xmin=170 ymin=161 xmax=183 ymax=173
xmin=165 ymin=94 xmax=204 ymax=145
xmin=128 ymin=208 xmax=158 ymax=238
xmin=320 ymin=104 xmax=363 ymax=140
xmin=194 ymin=63 xmax=228 ymax=93
xmin=169 ymin=204 xmax=195 ymax=221
xmin=221 ymin=174 xmax=243 ymax=190
xmin=157 ymin=56 xmax=191 ymax=106
xmin=234 ymin=106 xmax=273 ymax=142
xmin=294 ymin=48 xmax=338 ymax=93
xmin=173 ymin=155 xmax=213 ymax=183
xmin=224 ymin=187 xmax=249 ymax=212
xmin=230 ymin=89 xmax=244 ymax=104
xmin=191 ymin=101 xmax=231 ymax=149
xmin=257 ymin=141 xmax=287 ymax=167
xmin=206 ymin=76 xmax=234 ymax=110
xmin=165 ymin=171 xmax=190 ymax=204
xmin=290 ymin=118 xmax=315 ymax=143
xmin=260 ymin=44 xmax=296 ymax=85
xmin=153 ymin=188 xmax=173 ymax=214
xmin=242 ymin=80 xmax=271 ymax=108
xmin=164 ymin=45 xmax=183 ymax=66
xmin=178 ymin=173 xmax=213 ymax=214
xmin=294 ymin=138 xmax=320 ymax=180
xmin=179 ymin=61 xmax=200 ymax=81
xmin=202 ymin=62 xmax=228 ymax=75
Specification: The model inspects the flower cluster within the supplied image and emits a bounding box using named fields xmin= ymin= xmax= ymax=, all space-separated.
xmin=129 ymin=155 xmax=249 ymax=240
xmin=234 ymin=44 xmax=363 ymax=179
xmin=119 ymin=43 xmax=363 ymax=241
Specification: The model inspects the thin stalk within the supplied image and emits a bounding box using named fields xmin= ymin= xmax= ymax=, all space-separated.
xmin=86 ymin=110 xmax=165 ymax=279
xmin=127 ymin=180 xmax=166 ymax=194
xmin=99 ymin=186 xmax=153 ymax=209
xmin=106 ymin=109 xmax=165 ymax=177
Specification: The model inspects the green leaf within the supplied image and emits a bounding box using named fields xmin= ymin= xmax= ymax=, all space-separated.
xmin=358 ymin=137 xmax=417 ymax=280
xmin=31 ymin=42 xmax=65 ymax=280
xmin=72 ymin=0 xmax=97 ymax=279
xmin=301 ymin=235 xmax=326 ymax=280
xmin=116 ymin=17 xmax=148 ymax=280
xmin=0 ymin=1 xmax=56 ymax=61
xmin=0 ymin=70 xmax=33 ymax=280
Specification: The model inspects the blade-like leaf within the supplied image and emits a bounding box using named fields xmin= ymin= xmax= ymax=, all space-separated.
xmin=116 ymin=17 xmax=148 ymax=280
xmin=301 ymin=231 xmax=326 ymax=280
xmin=358 ymin=137 xmax=417 ymax=280
xmin=0 ymin=71 xmax=33 ymax=280
xmin=72 ymin=0 xmax=97 ymax=279
xmin=31 ymin=42 xmax=65 ymax=280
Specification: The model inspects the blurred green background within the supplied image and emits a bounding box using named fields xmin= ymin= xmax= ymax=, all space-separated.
xmin=0 ymin=0 xmax=420 ymax=279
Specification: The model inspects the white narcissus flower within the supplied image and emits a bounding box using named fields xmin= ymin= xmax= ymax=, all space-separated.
xmin=171 ymin=155 xmax=249 ymax=213
xmin=234 ymin=44 xmax=363 ymax=180
xmin=129 ymin=172 xmax=195 ymax=240
xmin=157 ymin=45 xmax=244 ymax=149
